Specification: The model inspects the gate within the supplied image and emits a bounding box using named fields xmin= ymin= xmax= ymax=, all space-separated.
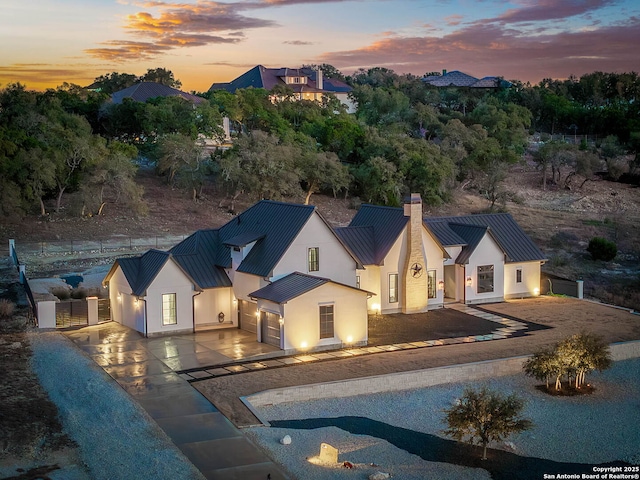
xmin=98 ymin=298 xmax=111 ymax=323
xmin=56 ymin=300 xmax=88 ymax=328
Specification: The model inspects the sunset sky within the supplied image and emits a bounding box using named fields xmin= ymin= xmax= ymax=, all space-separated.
xmin=1 ymin=0 xmax=639 ymax=93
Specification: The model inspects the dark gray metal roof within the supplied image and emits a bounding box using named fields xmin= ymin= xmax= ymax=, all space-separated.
xmin=223 ymin=231 xmax=265 ymax=248
xmin=173 ymin=255 xmax=231 ymax=289
xmin=449 ymin=224 xmax=490 ymax=264
xmin=169 ymin=230 xmax=231 ymax=288
xmin=346 ymin=205 xmax=409 ymax=265
xmin=250 ymin=272 xmax=372 ymax=304
xmin=249 ymin=272 xmax=329 ymax=303
xmin=424 ymin=213 xmax=546 ymax=263
xmin=335 ymin=226 xmax=376 ymax=265
xmin=426 ymin=221 xmax=468 ymax=246
xmin=110 ymin=82 xmax=205 ymax=104
xmin=113 ymin=250 xmax=171 ymax=296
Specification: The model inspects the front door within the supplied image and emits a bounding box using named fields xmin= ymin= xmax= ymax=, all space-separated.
xmin=260 ymin=311 xmax=281 ymax=348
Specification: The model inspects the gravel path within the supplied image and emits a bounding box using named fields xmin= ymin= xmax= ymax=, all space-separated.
xmin=245 ymin=358 xmax=640 ymax=480
xmin=29 ymin=331 xmax=204 ymax=480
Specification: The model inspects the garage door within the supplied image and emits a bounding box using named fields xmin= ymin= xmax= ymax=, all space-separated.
xmin=238 ymin=300 xmax=257 ymax=333
xmin=260 ymin=311 xmax=281 ymax=348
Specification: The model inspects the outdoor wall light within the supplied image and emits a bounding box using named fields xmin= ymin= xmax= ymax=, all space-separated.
xmin=117 ymin=293 xmax=122 ymax=302
xmin=279 ymin=317 xmax=284 ymax=325
xmin=438 ymin=280 xmax=445 ymax=290
xmin=466 ymin=277 xmax=473 ymax=287
xmin=255 ymin=310 xmax=260 ymax=318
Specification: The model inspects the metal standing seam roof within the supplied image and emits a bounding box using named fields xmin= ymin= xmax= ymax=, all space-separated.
xmin=249 ymin=272 xmax=372 ymax=304
xmin=423 ymin=213 xmax=547 ymax=263
xmin=346 ymin=205 xmax=409 ymax=265
xmin=110 ymin=82 xmax=205 ymax=104
xmin=448 ymin=223 xmax=491 ymax=264
xmin=335 ymin=226 xmax=376 ymax=265
xmin=425 ymin=221 xmax=468 ymax=246
xmin=110 ymin=250 xmax=174 ymax=296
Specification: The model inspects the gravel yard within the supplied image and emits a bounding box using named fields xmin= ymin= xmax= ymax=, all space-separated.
xmin=245 ymin=358 xmax=640 ymax=480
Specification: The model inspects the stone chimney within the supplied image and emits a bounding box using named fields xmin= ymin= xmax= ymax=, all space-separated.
xmin=316 ymin=68 xmax=323 ymax=90
xmin=402 ymin=193 xmax=428 ymax=313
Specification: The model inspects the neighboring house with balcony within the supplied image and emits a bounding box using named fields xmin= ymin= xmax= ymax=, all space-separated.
xmin=103 ymin=195 xmax=545 ymax=350
xmin=209 ymin=65 xmax=356 ymax=113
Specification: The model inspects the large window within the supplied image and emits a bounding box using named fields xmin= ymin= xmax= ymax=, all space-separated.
xmin=389 ymin=273 xmax=398 ymax=303
xmin=477 ymin=265 xmax=494 ymax=293
xmin=308 ymin=247 xmax=319 ymax=272
xmin=319 ymin=305 xmax=334 ymax=339
xmin=162 ymin=293 xmax=177 ymax=325
xmin=516 ymin=267 xmax=522 ymax=284
xmin=427 ymin=270 xmax=437 ymax=299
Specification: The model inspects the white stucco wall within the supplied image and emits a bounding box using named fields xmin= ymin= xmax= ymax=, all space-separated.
xmin=194 ymin=287 xmax=234 ymax=328
xmin=421 ymin=228 xmax=446 ymax=308
xmin=233 ymin=271 xmax=266 ymax=303
xmin=358 ymin=266 xmax=381 ymax=312
xmin=144 ymin=260 xmax=196 ymax=336
xmin=464 ymin=233 xmax=505 ymax=305
xmin=272 ymin=213 xmax=357 ymax=286
xmin=279 ymin=283 xmax=368 ymax=352
xmin=108 ymin=267 xmax=145 ymax=334
xmin=504 ymin=261 xmax=541 ymax=299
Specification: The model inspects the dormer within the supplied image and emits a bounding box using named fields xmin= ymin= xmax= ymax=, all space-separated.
xmin=223 ymin=231 xmax=265 ymax=272
xmin=280 ymin=68 xmax=308 ymax=85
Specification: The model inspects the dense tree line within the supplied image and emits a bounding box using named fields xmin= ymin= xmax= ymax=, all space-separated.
xmin=2 ymin=67 xmax=638 ymax=218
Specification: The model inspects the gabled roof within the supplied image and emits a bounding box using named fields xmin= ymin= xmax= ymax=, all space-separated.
xmin=344 ymin=205 xmax=409 ymax=265
xmin=335 ymin=225 xmax=376 ymax=265
xmin=422 ymin=71 xmax=510 ymax=89
xmin=424 ymin=213 xmax=546 ymax=263
xmin=249 ymin=272 xmax=371 ymax=304
xmin=209 ymin=65 xmax=352 ymax=95
xmin=110 ymin=82 xmax=205 ymax=104
xmin=103 ymin=249 xmax=204 ymax=296
xmin=449 ymin=224 xmax=492 ymax=264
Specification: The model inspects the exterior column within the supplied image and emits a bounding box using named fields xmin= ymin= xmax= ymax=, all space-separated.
xmin=37 ymin=301 xmax=57 ymax=329
xmin=87 ymin=296 xmax=99 ymax=325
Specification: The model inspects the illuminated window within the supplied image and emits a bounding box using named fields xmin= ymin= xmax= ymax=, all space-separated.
xmin=427 ymin=270 xmax=437 ymax=299
xmin=319 ymin=305 xmax=334 ymax=339
xmin=308 ymin=247 xmax=319 ymax=272
xmin=389 ymin=273 xmax=398 ymax=303
xmin=516 ymin=268 xmax=522 ymax=283
xmin=162 ymin=293 xmax=177 ymax=325
xmin=477 ymin=265 xmax=494 ymax=293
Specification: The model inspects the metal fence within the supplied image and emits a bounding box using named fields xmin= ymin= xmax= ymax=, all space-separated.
xmin=541 ymin=272 xmax=580 ymax=297
xmin=8 ymin=241 xmax=37 ymax=322
xmin=17 ymin=234 xmax=189 ymax=258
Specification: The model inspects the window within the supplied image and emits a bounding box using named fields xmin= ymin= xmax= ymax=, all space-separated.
xmin=308 ymin=247 xmax=319 ymax=272
xmin=516 ymin=268 xmax=522 ymax=283
xmin=477 ymin=265 xmax=494 ymax=293
xmin=319 ymin=305 xmax=334 ymax=339
xmin=162 ymin=293 xmax=177 ymax=325
xmin=389 ymin=273 xmax=398 ymax=303
xmin=427 ymin=270 xmax=437 ymax=299
xmin=356 ymin=276 xmax=361 ymax=289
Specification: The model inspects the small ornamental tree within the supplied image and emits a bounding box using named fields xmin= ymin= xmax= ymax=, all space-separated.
xmin=523 ymin=333 xmax=612 ymax=392
xmin=587 ymin=237 xmax=617 ymax=261
xmin=443 ymin=386 xmax=533 ymax=460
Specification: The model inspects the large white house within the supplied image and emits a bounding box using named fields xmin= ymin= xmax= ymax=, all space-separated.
xmin=104 ymin=195 xmax=546 ymax=350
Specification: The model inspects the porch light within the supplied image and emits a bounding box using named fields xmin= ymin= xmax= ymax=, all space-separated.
xmin=466 ymin=277 xmax=473 ymax=287
xmin=255 ymin=310 xmax=260 ymax=318
xmin=135 ymin=298 xmax=140 ymax=308
xmin=438 ymin=280 xmax=445 ymax=290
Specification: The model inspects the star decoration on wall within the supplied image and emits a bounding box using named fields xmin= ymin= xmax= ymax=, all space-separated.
xmin=411 ymin=263 xmax=423 ymax=278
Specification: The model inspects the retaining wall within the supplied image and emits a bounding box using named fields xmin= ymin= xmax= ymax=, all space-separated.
xmin=246 ymin=340 xmax=640 ymax=408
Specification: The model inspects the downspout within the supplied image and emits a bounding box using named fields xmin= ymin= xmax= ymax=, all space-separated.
xmin=137 ymin=296 xmax=148 ymax=338
xmin=192 ymin=290 xmax=202 ymax=333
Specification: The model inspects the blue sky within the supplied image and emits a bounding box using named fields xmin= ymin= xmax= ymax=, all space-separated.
xmin=1 ymin=0 xmax=638 ymax=91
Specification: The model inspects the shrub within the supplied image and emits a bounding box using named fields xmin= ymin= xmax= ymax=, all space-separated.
xmin=50 ymin=286 xmax=71 ymax=300
xmin=0 ymin=299 xmax=15 ymax=318
xmin=587 ymin=237 xmax=617 ymax=261
xmin=70 ymin=287 xmax=88 ymax=299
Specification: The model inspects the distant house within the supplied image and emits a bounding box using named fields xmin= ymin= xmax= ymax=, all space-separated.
xmin=210 ymin=65 xmax=356 ymax=113
xmin=110 ymin=82 xmax=206 ymax=105
xmin=423 ymin=70 xmax=511 ymax=89
xmin=104 ymin=194 xmax=545 ymax=348
xmin=108 ymin=82 xmax=231 ymax=144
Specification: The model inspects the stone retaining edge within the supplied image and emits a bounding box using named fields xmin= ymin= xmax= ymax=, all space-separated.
xmin=246 ymin=340 xmax=640 ymax=409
